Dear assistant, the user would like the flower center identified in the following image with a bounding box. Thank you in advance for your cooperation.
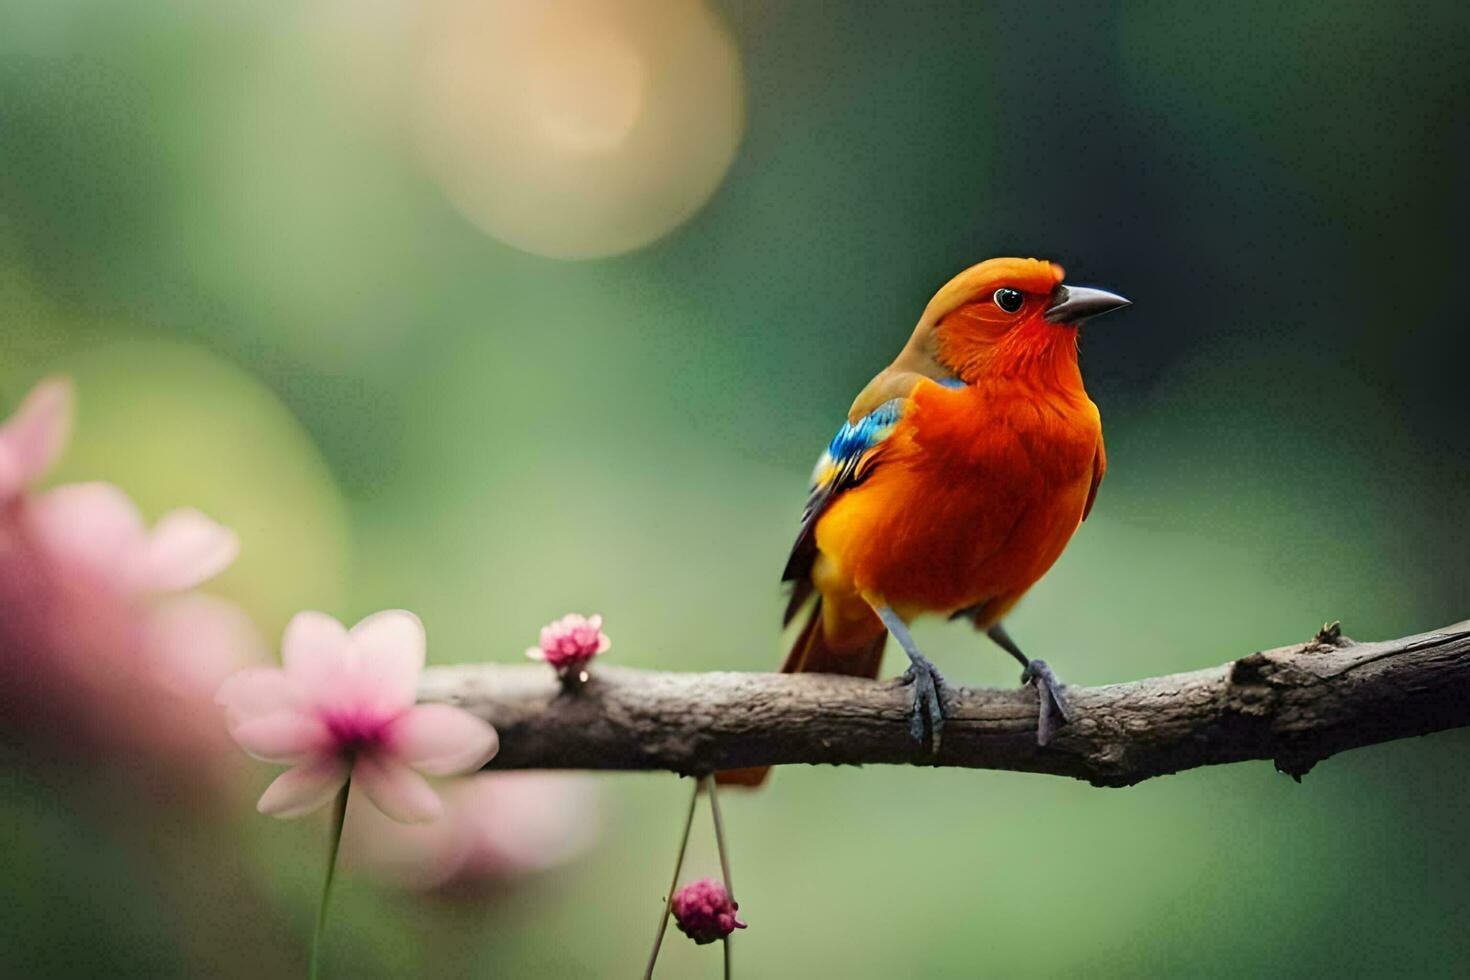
[323,710,391,755]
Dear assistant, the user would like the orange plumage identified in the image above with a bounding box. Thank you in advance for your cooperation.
[722,256,1127,786]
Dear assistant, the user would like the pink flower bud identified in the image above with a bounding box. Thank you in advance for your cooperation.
[525,613,610,680]
[672,877,746,945]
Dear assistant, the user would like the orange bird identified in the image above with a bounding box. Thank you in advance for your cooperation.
[723,256,1129,786]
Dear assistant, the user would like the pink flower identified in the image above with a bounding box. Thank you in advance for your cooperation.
[0,377,71,501]
[14,487,256,775]
[0,377,239,602]
[26,482,238,598]
[526,613,610,678]
[218,610,500,823]
[341,771,600,891]
[0,378,264,788]
[672,878,746,945]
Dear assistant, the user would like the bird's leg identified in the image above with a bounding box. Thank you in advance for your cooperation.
[986,622,1073,746]
[875,605,949,751]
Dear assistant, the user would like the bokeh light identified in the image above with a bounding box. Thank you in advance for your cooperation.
[415,0,744,258]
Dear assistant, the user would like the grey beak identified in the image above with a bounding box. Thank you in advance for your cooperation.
[1044,284,1131,325]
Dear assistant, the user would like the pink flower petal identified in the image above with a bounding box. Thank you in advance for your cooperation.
[281,611,351,700]
[454,773,601,877]
[0,377,72,499]
[389,704,499,776]
[339,788,461,890]
[216,667,296,725]
[134,508,240,593]
[348,610,425,712]
[149,594,268,700]
[27,482,147,590]
[257,757,350,819]
[354,754,443,824]
[231,713,329,763]
[339,772,599,890]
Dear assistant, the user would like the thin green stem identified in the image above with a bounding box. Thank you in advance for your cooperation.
[309,780,350,980]
[643,779,700,980]
[705,775,734,979]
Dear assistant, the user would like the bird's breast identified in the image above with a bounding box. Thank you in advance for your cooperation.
[814,381,1100,612]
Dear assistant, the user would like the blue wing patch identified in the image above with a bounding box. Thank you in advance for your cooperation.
[826,398,903,465]
[811,397,904,489]
[782,397,907,592]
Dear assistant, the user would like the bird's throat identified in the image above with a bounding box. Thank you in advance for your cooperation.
[942,320,1085,397]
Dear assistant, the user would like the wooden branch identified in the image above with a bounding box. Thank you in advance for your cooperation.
[417,620,1470,787]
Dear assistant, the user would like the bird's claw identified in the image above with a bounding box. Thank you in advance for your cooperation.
[899,658,948,752]
[1020,658,1072,746]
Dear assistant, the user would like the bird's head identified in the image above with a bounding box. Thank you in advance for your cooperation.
[890,256,1130,390]
[846,257,1130,420]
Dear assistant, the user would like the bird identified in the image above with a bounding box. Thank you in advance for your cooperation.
[720,256,1129,787]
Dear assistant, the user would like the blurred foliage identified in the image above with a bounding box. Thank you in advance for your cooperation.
[1,0,1468,976]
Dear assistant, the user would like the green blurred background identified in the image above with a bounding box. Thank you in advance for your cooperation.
[3,0,1469,976]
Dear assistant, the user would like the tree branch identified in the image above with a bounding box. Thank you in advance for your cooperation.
[418,620,1470,787]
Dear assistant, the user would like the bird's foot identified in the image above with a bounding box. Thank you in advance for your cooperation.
[1020,659,1072,746]
[898,655,950,751]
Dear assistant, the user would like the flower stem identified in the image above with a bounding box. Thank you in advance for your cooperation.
[310,780,350,980]
[643,778,700,980]
[705,775,733,979]
[704,775,732,895]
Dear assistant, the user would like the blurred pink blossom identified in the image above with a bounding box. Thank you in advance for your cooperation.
[342,771,600,891]
[148,593,269,701]
[26,481,239,598]
[218,610,500,822]
[526,612,610,679]
[0,377,264,789]
[672,877,746,945]
[0,376,71,501]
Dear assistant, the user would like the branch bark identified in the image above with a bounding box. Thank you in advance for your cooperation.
[418,620,1470,787]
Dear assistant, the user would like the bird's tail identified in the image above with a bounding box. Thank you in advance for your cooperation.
[716,597,887,788]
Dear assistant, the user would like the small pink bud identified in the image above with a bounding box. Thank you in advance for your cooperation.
[671,877,746,945]
[526,613,610,680]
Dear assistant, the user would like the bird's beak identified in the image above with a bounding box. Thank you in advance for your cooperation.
[1044,284,1131,325]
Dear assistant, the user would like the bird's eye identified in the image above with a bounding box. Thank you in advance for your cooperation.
[993,288,1024,313]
